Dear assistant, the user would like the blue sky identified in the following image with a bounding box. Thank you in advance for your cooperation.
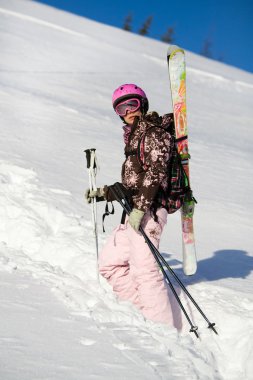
[35,0,253,73]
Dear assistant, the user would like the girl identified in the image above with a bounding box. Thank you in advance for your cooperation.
[86,84,175,325]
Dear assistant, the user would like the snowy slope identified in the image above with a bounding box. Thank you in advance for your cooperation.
[0,0,253,379]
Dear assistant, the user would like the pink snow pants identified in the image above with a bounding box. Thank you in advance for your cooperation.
[99,208,173,325]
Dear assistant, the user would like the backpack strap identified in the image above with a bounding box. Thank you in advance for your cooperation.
[176,135,188,143]
[137,130,147,169]
[175,134,191,166]
[125,149,137,158]
[102,201,114,232]
[124,131,149,170]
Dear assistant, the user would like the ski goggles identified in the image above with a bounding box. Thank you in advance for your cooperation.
[115,98,141,116]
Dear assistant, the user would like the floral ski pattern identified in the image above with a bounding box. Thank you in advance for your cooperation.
[122,112,174,212]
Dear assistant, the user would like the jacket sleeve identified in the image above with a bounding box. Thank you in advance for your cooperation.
[132,127,173,212]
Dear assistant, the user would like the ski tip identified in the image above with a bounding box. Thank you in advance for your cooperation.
[167,45,184,57]
[184,269,197,276]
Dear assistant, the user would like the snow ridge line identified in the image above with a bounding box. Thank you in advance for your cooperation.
[0,160,150,324]
[0,161,94,277]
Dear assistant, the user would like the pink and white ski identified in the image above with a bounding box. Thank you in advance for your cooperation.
[167,45,197,275]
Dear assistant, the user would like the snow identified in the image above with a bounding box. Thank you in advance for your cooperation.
[0,0,253,379]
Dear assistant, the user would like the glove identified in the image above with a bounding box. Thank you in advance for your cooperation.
[85,187,105,203]
[128,208,145,231]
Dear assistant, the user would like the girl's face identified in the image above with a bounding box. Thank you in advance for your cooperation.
[123,109,142,125]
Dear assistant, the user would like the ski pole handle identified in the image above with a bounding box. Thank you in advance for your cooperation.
[84,148,96,169]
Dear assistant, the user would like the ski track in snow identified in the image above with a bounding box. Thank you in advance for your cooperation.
[0,7,95,40]
[142,53,253,89]
[0,0,253,379]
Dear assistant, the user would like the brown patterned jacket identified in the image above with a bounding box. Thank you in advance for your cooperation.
[117,112,174,212]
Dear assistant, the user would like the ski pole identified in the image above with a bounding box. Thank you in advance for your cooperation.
[84,148,99,283]
[110,184,199,338]
[140,226,199,336]
[142,228,217,334]
[112,183,217,336]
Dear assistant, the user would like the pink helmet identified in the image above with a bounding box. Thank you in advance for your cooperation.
[112,84,149,114]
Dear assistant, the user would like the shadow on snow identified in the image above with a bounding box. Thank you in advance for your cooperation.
[166,249,253,284]
[162,249,253,331]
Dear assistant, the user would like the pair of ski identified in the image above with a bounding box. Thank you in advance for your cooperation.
[168,45,197,277]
